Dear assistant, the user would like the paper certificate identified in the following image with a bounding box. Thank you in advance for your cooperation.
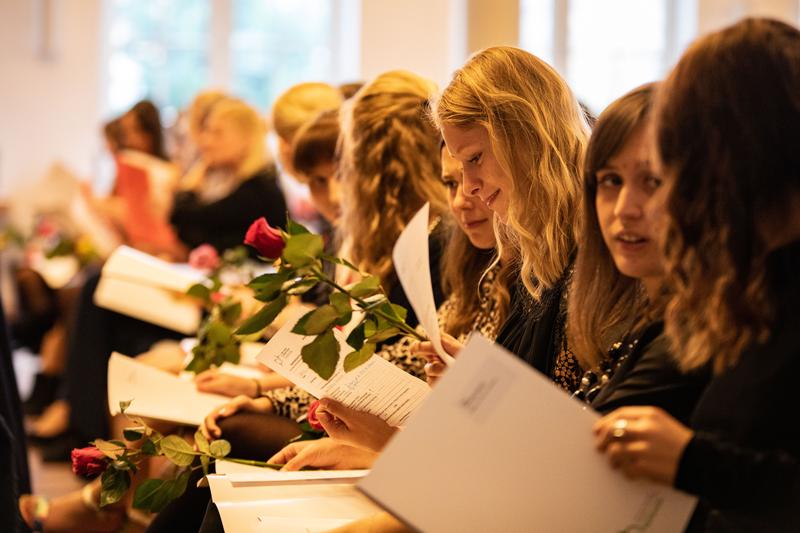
[359,335,698,533]
[256,317,430,427]
[108,353,228,426]
[392,202,454,365]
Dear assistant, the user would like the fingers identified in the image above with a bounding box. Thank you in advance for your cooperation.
[317,398,351,421]
[440,334,463,356]
[269,442,301,466]
[410,341,436,357]
[317,410,348,439]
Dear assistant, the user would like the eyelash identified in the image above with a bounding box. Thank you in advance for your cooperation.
[468,153,481,164]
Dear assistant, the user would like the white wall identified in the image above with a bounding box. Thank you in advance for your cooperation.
[0,0,105,195]
[699,0,799,33]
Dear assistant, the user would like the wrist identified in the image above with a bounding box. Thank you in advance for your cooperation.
[251,378,262,398]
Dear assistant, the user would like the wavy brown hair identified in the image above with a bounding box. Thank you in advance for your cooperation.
[656,18,800,373]
[338,71,449,289]
[431,46,589,301]
[567,84,656,369]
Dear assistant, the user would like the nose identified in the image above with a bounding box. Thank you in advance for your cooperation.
[452,181,474,211]
[461,165,483,197]
[614,185,644,220]
[328,176,341,206]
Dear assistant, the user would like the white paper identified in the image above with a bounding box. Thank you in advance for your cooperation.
[256,516,354,533]
[108,353,229,426]
[256,316,429,427]
[215,459,368,484]
[94,246,205,334]
[359,335,698,533]
[392,202,453,365]
[207,473,380,533]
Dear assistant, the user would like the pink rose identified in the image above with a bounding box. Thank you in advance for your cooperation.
[210,291,226,304]
[307,400,325,431]
[188,244,221,271]
[71,446,108,477]
[244,218,285,259]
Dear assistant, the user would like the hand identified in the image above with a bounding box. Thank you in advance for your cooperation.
[316,398,398,452]
[410,333,463,386]
[268,438,378,471]
[593,406,694,485]
[200,395,272,440]
[195,369,259,397]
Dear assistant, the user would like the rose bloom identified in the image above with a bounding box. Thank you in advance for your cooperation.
[71,446,109,477]
[188,244,221,271]
[307,400,325,431]
[244,218,285,259]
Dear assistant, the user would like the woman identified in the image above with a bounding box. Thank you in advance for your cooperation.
[594,18,800,531]
[423,46,589,393]
[567,83,708,422]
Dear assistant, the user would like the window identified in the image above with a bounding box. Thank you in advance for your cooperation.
[104,0,355,119]
[519,0,697,115]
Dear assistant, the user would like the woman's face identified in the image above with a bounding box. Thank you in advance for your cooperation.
[441,123,512,222]
[120,112,154,154]
[304,161,341,225]
[441,146,496,250]
[199,114,249,168]
[595,126,665,293]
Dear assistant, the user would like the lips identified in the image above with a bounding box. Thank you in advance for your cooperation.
[484,189,500,208]
[614,232,649,252]
[463,218,488,229]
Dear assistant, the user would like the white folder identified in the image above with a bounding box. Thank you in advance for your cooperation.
[94,245,205,334]
[358,334,698,533]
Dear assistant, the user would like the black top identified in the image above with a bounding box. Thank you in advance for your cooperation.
[170,166,287,253]
[495,268,582,392]
[675,239,800,532]
[591,322,710,425]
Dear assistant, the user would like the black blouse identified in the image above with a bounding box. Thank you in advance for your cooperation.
[590,322,710,425]
[675,239,800,532]
[170,166,287,253]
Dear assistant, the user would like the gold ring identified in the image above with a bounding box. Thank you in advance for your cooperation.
[611,418,628,440]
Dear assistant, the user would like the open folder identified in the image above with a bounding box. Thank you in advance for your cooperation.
[359,334,698,533]
[94,245,205,334]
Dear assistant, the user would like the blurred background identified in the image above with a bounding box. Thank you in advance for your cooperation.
[0,0,798,197]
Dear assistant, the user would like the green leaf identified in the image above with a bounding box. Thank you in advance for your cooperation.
[366,327,402,344]
[207,322,231,345]
[123,428,144,441]
[376,302,408,322]
[219,301,242,325]
[343,342,377,372]
[349,276,381,298]
[100,467,130,507]
[248,271,292,302]
[321,254,360,272]
[235,293,287,335]
[160,435,196,467]
[287,219,311,235]
[330,292,351,314]
[119,400,132,413]
[286,279,318,295]
[200,455,210,475]
[282,233,324,267]
[141,439,158,456]
[194,430,210,454]
[301,329,339,380]
[346,321,366,351]
[363,317,378,338]
[132,471,190,514]
[209,439,232,458]
[93,439,125,460]
[217,343,241,366]
[293,305,339,335]
[186,283,211,301]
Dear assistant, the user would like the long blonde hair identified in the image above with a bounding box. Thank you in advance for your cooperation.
[271,82,342,142]
[432,46,589,300]
[338,70,449,289]
[209,98,268,180]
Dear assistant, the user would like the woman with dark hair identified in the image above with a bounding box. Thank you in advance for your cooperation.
[594,18,800,531]
[567,83,708,420]
[121,99,168,161]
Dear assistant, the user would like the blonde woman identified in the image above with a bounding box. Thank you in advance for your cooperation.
[170,97,287,252]
[420,46,590,392]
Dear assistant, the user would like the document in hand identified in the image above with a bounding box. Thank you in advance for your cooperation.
[392,202,454,365]
[207,468,378,533]
[358,335,698,533]
[107,353,228,426]
[94,245,205,334]
[256,316,430,427]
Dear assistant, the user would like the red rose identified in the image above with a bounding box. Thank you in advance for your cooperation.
[188,244,221,271]
[244,218,285,259]
[71,446,108,477]
[210,291,226,304]
[307,400,325,431]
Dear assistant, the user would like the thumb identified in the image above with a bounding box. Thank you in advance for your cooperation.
[268,443,298,465]
[441,334,463,357]
[317,410,348,437]
[317,398,351,420]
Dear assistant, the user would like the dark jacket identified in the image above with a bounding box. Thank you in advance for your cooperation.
[675,239,800,532]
